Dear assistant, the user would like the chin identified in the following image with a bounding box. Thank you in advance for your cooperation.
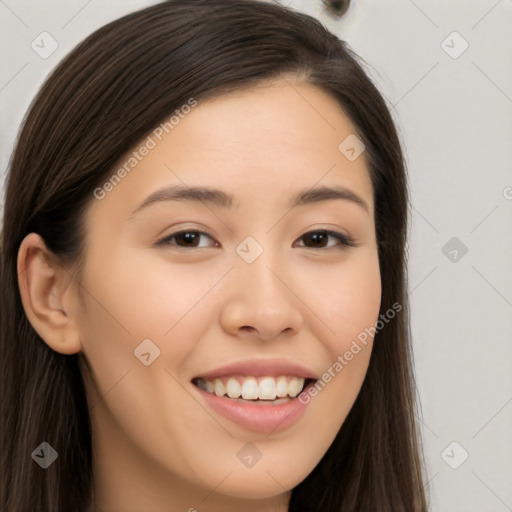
[205,461,310,500]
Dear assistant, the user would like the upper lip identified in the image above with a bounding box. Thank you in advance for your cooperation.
[193,358,320,381]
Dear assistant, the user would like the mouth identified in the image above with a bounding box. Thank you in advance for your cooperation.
[191,375,316,404]
[189,359,319,434]
[191,374,317,434]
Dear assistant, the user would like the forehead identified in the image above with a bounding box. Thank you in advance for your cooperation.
[176,80,360,157]
[86,80,374,222]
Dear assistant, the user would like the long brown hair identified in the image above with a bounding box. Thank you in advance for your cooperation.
[0,1,428,510]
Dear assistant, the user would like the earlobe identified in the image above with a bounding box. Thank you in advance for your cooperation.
[17,233,82,355]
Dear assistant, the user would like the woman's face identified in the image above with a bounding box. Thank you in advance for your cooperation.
[72,80,381,510]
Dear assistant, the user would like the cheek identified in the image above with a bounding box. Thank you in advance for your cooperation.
[306,246,382,351]
[74,247,230,424]
[299,247,381,423]
[78,246,222,344]
[74,252,226,484]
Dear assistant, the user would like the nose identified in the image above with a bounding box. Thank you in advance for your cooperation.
[219,247,304,342]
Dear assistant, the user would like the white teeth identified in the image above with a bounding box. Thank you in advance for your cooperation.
[287,377,302,398]
[241,378,259,400]
[258,377,276,400]
[199,376,306,400]
[275,377,288,398]
[226,378,241,398]
[214,379,226,397]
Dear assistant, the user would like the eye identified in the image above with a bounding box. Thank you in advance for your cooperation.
[156,229,357,250]
[294,229,357,250]
[156,230,218,249]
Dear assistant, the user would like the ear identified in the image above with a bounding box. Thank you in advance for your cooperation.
[17,233,82,355]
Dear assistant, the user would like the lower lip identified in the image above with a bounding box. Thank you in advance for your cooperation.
[193,383,312,435]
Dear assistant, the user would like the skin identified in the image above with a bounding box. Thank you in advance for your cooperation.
[17,79,381,512]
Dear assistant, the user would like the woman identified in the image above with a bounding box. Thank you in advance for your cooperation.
[0,0,428,510]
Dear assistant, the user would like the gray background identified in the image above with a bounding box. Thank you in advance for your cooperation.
[1,1,511,510]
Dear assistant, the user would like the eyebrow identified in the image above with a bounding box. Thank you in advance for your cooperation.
[129,183,370,217]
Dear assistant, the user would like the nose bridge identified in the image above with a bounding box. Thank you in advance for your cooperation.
[223,233,304,338]
[235,233,285,299]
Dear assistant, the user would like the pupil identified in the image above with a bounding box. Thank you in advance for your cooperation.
[181,232,197,246]
[308,232,326,247]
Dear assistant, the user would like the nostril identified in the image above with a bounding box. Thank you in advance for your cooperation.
[322,0,351,18]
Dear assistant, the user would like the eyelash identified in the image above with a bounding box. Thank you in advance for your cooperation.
[155,229,358,251]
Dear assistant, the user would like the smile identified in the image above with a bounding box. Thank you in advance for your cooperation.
[191,375,317,434]
[192,375,313,401]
